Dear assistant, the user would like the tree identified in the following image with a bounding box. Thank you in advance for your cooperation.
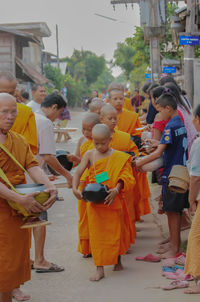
[44,65,65,91]
[91,67,114,92]
[113,42,135,80]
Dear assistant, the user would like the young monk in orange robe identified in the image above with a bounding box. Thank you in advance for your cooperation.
[107,82,134,112]
[108,88,151,221]
[0,93,57,302]
[89,98,104,115]
[100,104,138,240]
[73,124,135,281]
[67,113,100,256]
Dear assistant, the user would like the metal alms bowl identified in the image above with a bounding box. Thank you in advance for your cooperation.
[14,184,50,206]
[82,183,109,204]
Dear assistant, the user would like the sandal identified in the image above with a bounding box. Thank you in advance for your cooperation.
[35,263,64,273]
[135,253,161,262]
[162,280,189,290]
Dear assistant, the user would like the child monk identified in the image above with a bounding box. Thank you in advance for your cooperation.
[73,124,135,281]
[107,83,134,112]
[107,88,151,221]
[68,113,100,257]
[89,98,104,115]
[100,104,138,238]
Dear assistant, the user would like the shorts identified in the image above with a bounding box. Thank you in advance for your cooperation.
[162,182,189,212]
[39,211,48,221]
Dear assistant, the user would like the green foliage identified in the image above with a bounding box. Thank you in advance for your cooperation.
[43,65,65,91]
[113,42,135,79]
[91,67,114,92]
[62,49,113,106]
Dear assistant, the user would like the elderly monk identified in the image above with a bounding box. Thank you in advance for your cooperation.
[0,71,38,155]
[0,93,57,302]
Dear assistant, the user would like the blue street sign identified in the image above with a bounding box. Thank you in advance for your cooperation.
[179,36,200,46]
[145,73,151,79]
[163,66,177,74]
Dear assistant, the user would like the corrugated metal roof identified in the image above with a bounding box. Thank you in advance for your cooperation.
[0,26,41,45]
[16,57,50,84]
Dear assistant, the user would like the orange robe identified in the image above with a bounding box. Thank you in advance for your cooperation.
[78,139,93,255]
[123,96,134,112]
[86,151,135,266]
[0,131,38,292]
[11,103,38,155]
[110,129,138,241]
[116,109,151,220]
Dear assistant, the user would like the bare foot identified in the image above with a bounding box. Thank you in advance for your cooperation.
[12,289,30,301]
[136,227,141,232]
[158,238,169,245]
[160,249,177,259]
[90,267,104,282]
[184,284,200,294]
[156,243,171,254]
[113,263,124,271]
[34,259,51,270]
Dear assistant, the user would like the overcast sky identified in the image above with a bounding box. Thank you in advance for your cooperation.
[1,0,140,61]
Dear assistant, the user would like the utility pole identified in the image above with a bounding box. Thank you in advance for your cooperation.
[184,0,198,106]
[56,24,60,70]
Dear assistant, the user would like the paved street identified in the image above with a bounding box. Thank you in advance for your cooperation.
[23,110,198,302]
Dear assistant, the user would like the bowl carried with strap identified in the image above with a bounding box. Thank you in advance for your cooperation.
[0,143,51,229]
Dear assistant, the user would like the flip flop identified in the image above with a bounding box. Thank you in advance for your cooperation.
[35,263,64,273]
[135,253,161,262]
[162,280,189,290]
[162,267,175,272]
[175,254,186,266]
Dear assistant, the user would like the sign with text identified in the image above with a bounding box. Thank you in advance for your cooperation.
[145,73,151,79]
[179,36,200,46]
[162,66,177,74]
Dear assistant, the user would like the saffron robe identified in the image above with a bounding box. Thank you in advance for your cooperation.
[87,151,135,266]
[116,109,151,220]
[123,97,134,112]
[0,131,38,292]
[110,129,138,241]
[78,139,93,255]
[11,103,38,155]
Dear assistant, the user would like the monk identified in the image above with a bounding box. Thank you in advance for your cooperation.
[107,88,151,221]
[100,104,138,239]
[73,124,135,281]
[0,93,57,302]
[89,98,104,115]
[68,113,100,257]
[107,83,134,112]
[0,71,38,155]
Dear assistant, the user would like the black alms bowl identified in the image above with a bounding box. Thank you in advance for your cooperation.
[82,183,109,203]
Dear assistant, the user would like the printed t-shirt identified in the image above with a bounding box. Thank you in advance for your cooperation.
[160,115,188,183]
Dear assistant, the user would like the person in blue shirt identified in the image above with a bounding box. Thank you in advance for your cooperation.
[135,92,189,259]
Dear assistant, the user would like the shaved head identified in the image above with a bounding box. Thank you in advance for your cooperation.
[0,93,17,132]
[92,124,111,139]
[100,104,117,117]
[82,112,100,126]
[107,82,124,93]
[0,71,17,96]
[89,98,104,113]
[0,93,16,103]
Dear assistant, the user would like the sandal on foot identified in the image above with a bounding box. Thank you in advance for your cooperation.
[162,280,189,290]
[36,263,64,273]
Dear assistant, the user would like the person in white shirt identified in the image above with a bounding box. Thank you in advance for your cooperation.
[32,93,72,274]
[27,84,46,112]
